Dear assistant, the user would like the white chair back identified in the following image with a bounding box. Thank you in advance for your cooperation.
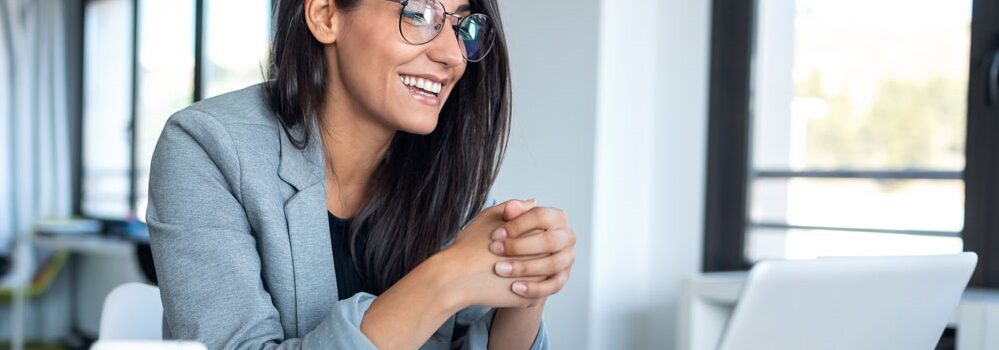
[99,282,164,340]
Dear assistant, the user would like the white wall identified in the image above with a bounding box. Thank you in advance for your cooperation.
[591,0,657,346]
[591,0,713,348]
[495,0,712,348]
[495,1,600,349]
[648,0,713,347]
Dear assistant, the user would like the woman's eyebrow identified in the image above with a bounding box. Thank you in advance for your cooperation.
[456,4,471,13]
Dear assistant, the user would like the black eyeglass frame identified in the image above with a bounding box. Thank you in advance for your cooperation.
[385,0,496,62]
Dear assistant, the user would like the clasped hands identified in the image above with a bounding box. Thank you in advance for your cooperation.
[440,199,576,309]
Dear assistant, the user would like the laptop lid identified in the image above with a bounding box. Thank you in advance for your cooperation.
[717,252,977,350]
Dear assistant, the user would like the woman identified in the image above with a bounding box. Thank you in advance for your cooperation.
[146,0,577,348]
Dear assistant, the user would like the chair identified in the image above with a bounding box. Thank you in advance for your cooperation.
[98,282,163,340]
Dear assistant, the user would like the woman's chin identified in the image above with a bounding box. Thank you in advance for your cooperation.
[397,116,439,136]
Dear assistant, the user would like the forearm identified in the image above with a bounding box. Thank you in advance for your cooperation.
[488,298,545,350]
[360,253,464,349]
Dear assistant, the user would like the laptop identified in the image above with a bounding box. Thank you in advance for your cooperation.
[717,252,977,350]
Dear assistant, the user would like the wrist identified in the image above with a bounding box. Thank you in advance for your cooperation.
[420,250,468,314]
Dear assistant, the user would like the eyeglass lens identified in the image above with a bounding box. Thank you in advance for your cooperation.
[400,0,495,62]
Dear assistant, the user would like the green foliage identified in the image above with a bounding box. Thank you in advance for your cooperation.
[799,70,966,171]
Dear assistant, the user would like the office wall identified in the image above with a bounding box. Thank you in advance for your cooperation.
[592,0,713,348]
[648,0,712,347]
[495,0,712,348]
[493,1,601,349]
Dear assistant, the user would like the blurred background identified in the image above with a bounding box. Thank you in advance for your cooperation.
[2,0,999,349]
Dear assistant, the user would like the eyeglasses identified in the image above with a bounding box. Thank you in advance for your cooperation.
[385,0,496,62]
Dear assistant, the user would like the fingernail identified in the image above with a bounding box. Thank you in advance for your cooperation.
[495,262,513,275]
[490,241,505,254]
[492,228,507,240]
[513,282,527,294]
[527,198,536,204]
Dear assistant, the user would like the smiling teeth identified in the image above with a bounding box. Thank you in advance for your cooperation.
[400,75,442,94]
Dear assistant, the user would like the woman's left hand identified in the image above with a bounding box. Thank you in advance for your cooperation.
[489,200,576,299]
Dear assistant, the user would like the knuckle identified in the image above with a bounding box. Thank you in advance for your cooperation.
[502,222,518,236]
[530,207,548,221]
[556,228,572,245]
[511,261,525,275]
[504,240,520,255]
[545,208,562,223]
[541,256,557,272]
[551,279,564,293]
[543,232,559,251]
[533,284,551,297]
[530,260,548,276]
[518,259,534,274]
[528,207,545,220]
[550,229,570,250]
[556,252,572,270]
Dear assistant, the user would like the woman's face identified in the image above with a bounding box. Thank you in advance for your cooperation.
[324,0,471,135]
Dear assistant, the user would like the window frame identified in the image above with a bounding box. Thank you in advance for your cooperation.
[702,0,999,288]
[703,0,755,272]
[963,0,999,287]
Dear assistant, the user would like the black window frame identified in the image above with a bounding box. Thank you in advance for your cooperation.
[703,0,999,288]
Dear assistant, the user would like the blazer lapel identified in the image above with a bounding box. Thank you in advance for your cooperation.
[277,121,339,336]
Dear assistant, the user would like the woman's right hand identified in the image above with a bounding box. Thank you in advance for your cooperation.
[434,200,545,309]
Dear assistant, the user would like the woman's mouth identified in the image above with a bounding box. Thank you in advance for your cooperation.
[399,74,443,107]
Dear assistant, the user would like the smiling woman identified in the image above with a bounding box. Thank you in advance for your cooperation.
[146,0,577,349]
[265,0,510,298]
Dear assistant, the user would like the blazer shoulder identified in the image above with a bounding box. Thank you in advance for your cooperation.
[176,83,281,131]
[157,83,286,176]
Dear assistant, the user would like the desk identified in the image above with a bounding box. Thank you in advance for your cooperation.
[678,272,999,350]
[33,234,135,256]
[31,234,146,339]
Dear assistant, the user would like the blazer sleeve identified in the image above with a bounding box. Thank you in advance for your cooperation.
[451,306,549,350]
[146,109,377,349]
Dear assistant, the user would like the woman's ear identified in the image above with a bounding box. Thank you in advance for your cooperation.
[304,0,340,44]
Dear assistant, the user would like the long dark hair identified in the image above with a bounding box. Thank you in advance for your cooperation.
[264,0,512,294]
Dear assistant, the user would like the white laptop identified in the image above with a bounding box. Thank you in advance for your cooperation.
[718,252,977,350]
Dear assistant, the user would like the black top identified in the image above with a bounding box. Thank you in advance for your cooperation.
[328,212,374,300]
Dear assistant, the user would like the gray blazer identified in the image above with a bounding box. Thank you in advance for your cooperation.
[146,84,549,350]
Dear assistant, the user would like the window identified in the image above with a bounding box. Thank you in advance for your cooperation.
[80,0,272,222]
[746,0,969,261]
[134,0,196,221]
[703,0,999,286]
[203,0,271,99]
[81,0,133,219]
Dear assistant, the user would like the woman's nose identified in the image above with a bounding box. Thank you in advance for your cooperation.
[426,24,465,67]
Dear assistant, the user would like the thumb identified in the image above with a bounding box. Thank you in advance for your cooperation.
[503,199,537,221]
